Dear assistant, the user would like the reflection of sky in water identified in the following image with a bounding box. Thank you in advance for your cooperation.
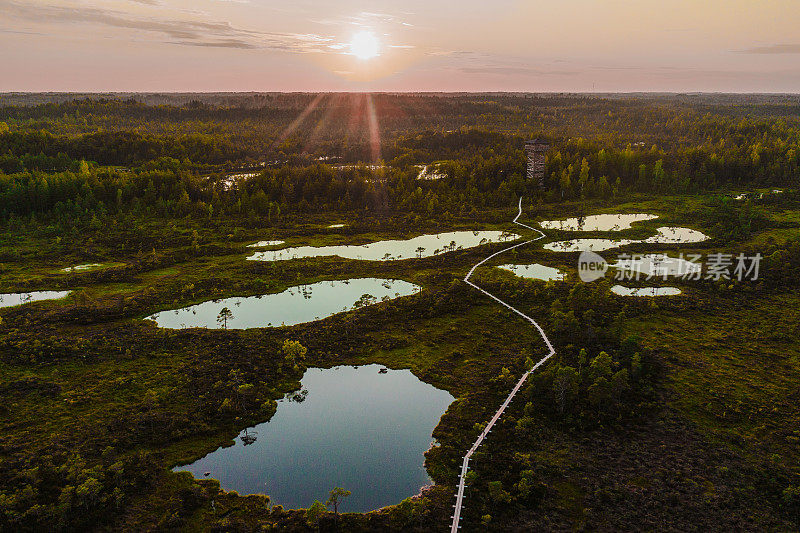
[540,213,657,232]
[0,291,71,308]
[642,227,708,244]
[611,285,682,297]
[544,227,709,252]
[247,240,284,248]
[545,238,632,252]
[498,263,566,281]
[247,230,519,262]
[146,278,419,329]
[611,254,701,278]
[174,364,454,513]
[60,263,103,272]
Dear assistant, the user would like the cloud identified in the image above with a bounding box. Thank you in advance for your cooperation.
[0,27,47,35]
[460,66,578,77]
[425,49,481,57]
[312,10,412,29]
[359,11,396,21]
[427,50,578,77]
[736,43,800,54]
[0,0,330,51]
[168,39,257,49]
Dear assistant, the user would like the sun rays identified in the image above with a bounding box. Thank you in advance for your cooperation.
[268,92,390,165]
[269,93,325,151]
[269,91,449,167]
[365,94,382,163]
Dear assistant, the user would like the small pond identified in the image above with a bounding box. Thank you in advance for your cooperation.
[611,285,682,297]
[247,240,285,248]
[145,278,420,329]
[174,364,454,512]
[60,263,104,272]
[611,254,701,278]
[540,213,657,232]
[246,230,519,262]
[544,238,634,253]
[642,227,709,244]
[498,263,566,281]
[220,172,259,191]
[543,226,709,252]
[416,165,446,181]
[0,291,71,308]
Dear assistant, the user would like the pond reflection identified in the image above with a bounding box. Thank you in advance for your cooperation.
[0,291,71,308]
[247,240,285,248]
[540,213,657,232]
[611,285,682,297]
[173,364,454,512]
[544,227,709,252]
[247,230,519,262]
[145,278,420,329]
[611,254,701,278]
[60,263,103,272]
[497,263,566,281]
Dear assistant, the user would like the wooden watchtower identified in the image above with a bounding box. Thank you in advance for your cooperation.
[525,139,550,188]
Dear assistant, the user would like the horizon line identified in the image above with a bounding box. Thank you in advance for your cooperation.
[2,90,800,96]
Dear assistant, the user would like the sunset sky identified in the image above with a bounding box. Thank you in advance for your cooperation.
[2,0,800,92]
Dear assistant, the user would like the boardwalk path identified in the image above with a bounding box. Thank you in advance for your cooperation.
[450,198,556,532]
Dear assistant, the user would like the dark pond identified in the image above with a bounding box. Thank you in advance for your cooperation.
[174,364,454,512]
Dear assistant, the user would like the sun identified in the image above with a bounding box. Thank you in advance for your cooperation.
[350,31,380,60]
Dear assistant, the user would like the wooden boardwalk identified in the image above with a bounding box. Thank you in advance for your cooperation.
[450,198,556,532]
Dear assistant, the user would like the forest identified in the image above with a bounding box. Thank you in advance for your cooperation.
[0,93,799,532]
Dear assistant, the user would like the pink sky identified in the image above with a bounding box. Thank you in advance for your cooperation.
[2,0,800,92]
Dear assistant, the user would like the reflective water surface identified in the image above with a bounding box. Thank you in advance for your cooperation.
[544,238,633,253]
[60,263,103,272]
[0,291,71,308]
[247,230,519,262]
[611,254,701,278]
[220,172,259,191]
[498,263,566,281]
[642,227,709,244]
[174,364,454,512]
[611,285,682,297]
[247,240,285,248]
[544,227,709,252]
[540,213,657,232]
[146,278,420,329]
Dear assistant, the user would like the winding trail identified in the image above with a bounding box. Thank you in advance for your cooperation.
[450,198,556,532]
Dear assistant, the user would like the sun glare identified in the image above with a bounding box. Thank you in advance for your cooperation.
[350,31,380,60]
